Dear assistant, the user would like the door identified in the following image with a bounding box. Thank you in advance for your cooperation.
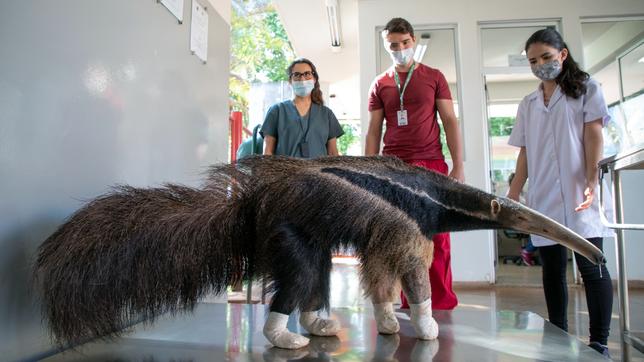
[479,20,560,284]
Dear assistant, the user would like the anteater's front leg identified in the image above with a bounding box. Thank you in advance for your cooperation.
[360,242,401,335]
[370,276,401,335]
[400,256,439,340]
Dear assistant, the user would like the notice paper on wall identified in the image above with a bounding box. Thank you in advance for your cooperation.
[160,0,184,23]
[190,1,209,63]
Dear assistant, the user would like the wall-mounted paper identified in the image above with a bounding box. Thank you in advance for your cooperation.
[161,0,184,23]
[508,54,529,67]
[190,0,209,63]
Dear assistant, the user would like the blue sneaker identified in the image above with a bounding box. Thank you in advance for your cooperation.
[588,341,610,358]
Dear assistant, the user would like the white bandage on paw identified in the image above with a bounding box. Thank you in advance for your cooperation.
[409,298,439,340]
[263,312,310,349]
[299,311,341,336]
[373,302,400,334]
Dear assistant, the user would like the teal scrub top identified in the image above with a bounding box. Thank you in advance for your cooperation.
[260,100,344,158]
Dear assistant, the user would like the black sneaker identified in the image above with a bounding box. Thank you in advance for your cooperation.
[588,341,611,359]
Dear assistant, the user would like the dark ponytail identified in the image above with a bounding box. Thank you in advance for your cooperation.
[525,28,589,99]
[287,58,324,106]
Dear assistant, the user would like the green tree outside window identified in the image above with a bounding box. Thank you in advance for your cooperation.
[230,0,295,127]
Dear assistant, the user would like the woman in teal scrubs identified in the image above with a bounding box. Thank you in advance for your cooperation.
[261,58,344,158]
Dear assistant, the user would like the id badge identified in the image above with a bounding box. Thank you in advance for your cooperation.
[300,142,310,158]
[397,109,408,126]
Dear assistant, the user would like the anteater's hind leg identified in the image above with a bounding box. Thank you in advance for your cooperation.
[400,240,438,340]
[263,223,334,349]
[298,249,341,337]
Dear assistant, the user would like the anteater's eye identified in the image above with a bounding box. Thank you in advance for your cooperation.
[491,199,501,215]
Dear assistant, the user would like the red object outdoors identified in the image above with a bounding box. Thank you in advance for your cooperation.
[230,111,243,162]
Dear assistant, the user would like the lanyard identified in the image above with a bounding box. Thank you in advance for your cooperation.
[393,61,415,110]
[296,104,312,141]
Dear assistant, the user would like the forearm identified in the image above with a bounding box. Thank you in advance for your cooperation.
[365,133,381,155]
[443,117,463,168]
[263,135,277,155]
[509,147,528,195]
[365,110,384,156]
[583,121,603,188]
[326,138,339,156]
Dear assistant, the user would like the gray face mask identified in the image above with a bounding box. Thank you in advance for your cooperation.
[531,60,562,80]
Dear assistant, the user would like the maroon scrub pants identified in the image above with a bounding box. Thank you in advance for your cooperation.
[400,159,458,310]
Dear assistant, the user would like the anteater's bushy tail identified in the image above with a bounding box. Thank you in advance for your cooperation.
[35,164,251,346]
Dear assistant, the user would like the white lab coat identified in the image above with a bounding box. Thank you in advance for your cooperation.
[508,78,613,247]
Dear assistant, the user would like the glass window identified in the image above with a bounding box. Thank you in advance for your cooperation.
[581,19,644,155]
[480,22,557,196]
[481,25,551,68]
[618,41,644,149]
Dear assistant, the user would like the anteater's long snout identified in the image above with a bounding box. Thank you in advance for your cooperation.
[496,199,606,265]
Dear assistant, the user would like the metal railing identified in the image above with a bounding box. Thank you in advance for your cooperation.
[599,144,644,361]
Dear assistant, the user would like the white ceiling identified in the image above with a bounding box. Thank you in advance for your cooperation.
[273,0,359,84]
[273,3,643,106]
[273,5,549,84]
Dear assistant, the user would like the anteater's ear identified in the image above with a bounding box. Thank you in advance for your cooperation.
[491,199,501,216]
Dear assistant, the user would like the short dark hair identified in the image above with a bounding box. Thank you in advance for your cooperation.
[382,17,414,38]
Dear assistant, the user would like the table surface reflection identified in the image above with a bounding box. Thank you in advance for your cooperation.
[43,303,608,361]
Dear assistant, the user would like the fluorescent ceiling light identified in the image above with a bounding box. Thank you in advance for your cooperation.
[638,56,644,63]
[414,33,430,62]
[326,0,341,48]
[414,45,427,62]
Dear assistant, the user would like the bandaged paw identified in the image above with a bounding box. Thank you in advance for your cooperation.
[299,311,341,336]
[263,312,310,349]
[373,302,400,334]
[409,299,439,340]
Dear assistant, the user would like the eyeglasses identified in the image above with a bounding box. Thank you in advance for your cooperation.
[290,71,315,80]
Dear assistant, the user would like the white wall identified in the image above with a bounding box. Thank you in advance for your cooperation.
[0,0,231,360]
[357,0,644,282]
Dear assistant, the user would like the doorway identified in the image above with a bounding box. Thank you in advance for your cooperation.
[480,20,558,285]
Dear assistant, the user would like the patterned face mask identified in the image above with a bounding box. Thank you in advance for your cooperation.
[531,60,562,81]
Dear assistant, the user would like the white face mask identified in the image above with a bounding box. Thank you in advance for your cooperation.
[389,47,415,66]
[291,80,315,97]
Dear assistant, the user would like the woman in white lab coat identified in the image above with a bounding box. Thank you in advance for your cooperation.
[507,28,613,358]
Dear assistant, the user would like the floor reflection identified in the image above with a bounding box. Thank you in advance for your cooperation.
[43,259,644,361]
[43,304,611,362]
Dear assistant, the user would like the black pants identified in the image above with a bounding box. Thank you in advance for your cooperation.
[539,237,613,345]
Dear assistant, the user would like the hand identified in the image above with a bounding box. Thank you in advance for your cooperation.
[507,190,520,202]
[449,165,464,183]
[575,187,594,211]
